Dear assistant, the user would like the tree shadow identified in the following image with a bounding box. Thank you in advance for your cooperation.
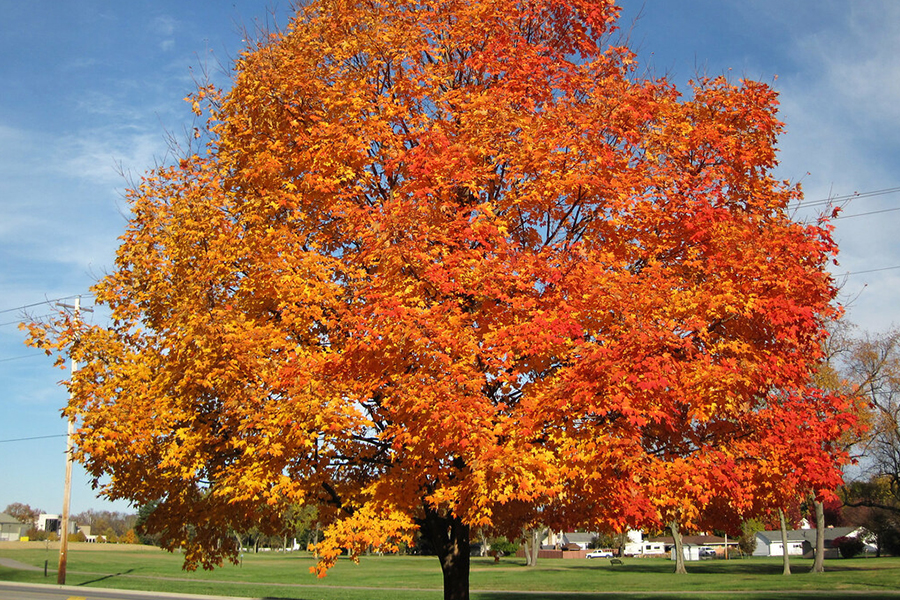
[77,569,135,585]
[473,594,900,600]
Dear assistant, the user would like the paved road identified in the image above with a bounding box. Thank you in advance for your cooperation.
[0,581,253,600]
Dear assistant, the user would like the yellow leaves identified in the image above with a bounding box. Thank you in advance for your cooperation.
[311,503,416,577]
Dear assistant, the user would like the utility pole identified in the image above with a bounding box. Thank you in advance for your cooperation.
[55,296,92,585]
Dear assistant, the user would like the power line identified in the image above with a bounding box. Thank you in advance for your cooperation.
[0,433,67,444]
[0,314,52,327]
[833,206,900,220]
[0,295,87,316]
[0,354,44,363]
[839,265,900,276]
[794,186,900,209]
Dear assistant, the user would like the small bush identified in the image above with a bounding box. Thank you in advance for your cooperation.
[488,537,519,558]
[833,535,865,558]
[878,526,900,556]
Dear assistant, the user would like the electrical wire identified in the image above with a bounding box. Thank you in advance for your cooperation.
[0,354,44,363]
[833,206,900,220]
[793,186,900,209]
[839,265,900,276]
[0,314,53,327]
[0,433,67,444]
[0,295,89,315]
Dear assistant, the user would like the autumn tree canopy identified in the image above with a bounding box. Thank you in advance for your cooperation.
[27,0,855,597]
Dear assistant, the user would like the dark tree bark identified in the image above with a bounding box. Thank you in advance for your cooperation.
[420,507,471,600]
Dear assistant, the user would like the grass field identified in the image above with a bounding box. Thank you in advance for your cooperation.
[1,542,899,599]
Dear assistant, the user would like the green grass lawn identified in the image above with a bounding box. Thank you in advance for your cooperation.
[1,543,899,599]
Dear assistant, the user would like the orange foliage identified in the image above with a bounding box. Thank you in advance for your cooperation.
[25,0,854,596]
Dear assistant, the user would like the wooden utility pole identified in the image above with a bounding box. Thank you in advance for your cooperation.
[55,296,91,585]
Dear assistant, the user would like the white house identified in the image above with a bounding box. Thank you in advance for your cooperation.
[753,527,862,559]
[37,513,77,536]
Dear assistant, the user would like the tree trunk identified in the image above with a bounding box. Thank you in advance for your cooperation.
[617,531,627,558]
[669,521,687,574]
[779,508,791,576]
[420,507,471,600]
[524,527,542,567]
[810,497,826,573]
[311,523,319,557]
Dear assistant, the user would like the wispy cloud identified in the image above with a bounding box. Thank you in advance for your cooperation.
[772,2,900,330]
[151,15,178,52]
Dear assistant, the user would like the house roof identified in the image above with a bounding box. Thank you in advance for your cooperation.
[0,512,23,525]
[756,527,859,545]
[648,535,737,546]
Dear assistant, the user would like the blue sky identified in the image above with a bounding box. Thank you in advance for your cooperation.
[1,1,899,515]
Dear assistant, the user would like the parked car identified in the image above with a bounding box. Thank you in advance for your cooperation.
[699,546,716,558]
[586,550,614,558]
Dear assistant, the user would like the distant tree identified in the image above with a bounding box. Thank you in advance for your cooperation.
[738,518,763,555]
[880,523,900,556]
[121,529,140,545]
[134,501,161,546]
[843,477,900,557]
[280,504,317,551]
[4,503,41,526]
[72,509,137,537]
[845,331,900,514]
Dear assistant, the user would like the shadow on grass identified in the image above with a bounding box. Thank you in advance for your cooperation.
[511,558,882,577]
[78,568,135,586]
[473,594,900,600]
[542,560,792,575]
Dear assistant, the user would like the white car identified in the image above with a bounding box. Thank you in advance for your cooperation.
[586,550,614,558]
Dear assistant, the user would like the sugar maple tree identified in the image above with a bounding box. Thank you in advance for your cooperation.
[27,0,855,597]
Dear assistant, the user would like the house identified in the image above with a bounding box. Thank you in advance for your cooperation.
[78,525,100,543]
[37,513,77,536]
[543,531,596,550]
[0,512,30,541]
[753,527,863,559]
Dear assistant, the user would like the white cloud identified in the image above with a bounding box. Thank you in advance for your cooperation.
[56,126,169,187]
[0,118,165,277]
[152,15,178,52]
[152,15,177,37]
